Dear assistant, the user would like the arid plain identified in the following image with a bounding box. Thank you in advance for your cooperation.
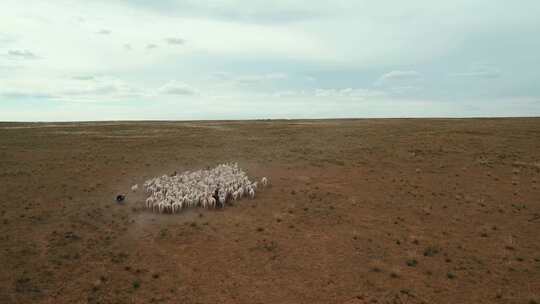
[0,119,539,304]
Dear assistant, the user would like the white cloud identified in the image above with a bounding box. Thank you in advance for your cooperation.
[72,75,95,81]
[122,1,326,24]
[0,75,145,102]
[272,90,307,98]
[314,88,386,99]
[165,37,185,45]
[271,87,386,100]
[157,81,199,95]
[374,71,423,89]
[96,29,111,35]
[0,89,53,99]
[0,33,16,45]
[378,70,421,82]
[0,1,333,76]
[210,72,288,86]
[451,65,501,79]
[7,50,39,60]
[389,86,423,96]
[1,74,202,102]
[237,73,287,84]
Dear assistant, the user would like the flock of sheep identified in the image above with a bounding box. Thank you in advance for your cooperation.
[141,163,268,213]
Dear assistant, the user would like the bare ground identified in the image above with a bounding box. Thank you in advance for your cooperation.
[0,118,539,304]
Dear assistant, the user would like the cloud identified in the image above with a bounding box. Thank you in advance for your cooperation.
[72,75,95,81]
[451,66,501,79]
[123,1,324,25]
[146,43,158,50]
[7,50,39,60]
[0,33,16,45]
[3,76,201,102]
[389,86,423,96]
[157,81,198,95]
[0,63,22,71]
[67,85,117,96]
[237,73,287,84]
[0,90,54,100]
[1,76,145,102]
[271,87,386,99]
[211,72,288,85]
[378,70,421,82]
[96,29,111,35]
[165,37,185,45]
[374,70,422,88]
[314,88,386,99]
[272,90,307,98]
[62,77,143,98]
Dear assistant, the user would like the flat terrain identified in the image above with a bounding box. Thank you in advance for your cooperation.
[1,119,539,304]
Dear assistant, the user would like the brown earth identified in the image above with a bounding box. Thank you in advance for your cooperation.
[0,118,539,304]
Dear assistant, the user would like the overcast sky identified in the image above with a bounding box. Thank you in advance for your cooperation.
[1,0,539,121]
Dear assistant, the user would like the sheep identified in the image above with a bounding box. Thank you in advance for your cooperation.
[146,197,155,209]
[153,202,160,213]
[238,187,244,198]
[218,195,226,207]
[172,201,182,213]
[131,184,139,192]
[158,201,167,213]
[208,196,216,208]
[142,163,266,213]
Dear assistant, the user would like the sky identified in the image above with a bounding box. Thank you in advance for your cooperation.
[1,0,539,121]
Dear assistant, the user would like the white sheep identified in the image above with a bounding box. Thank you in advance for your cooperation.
[158,201,167,213]
[208,197,216,208]
[238,187,244,198]
[146,197,154,209]
[142,163,266,213]
[131,184,139,192]
[153,202,160,213]
[172,201,182,213]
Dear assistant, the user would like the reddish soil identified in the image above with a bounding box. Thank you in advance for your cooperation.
[0,119,539,304]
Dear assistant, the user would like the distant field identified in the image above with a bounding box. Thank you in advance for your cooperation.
[1,118,539,304]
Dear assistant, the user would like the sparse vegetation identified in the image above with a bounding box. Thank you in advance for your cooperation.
[406,259,418,267]
[423,246,440,257]
[1,119,539,303]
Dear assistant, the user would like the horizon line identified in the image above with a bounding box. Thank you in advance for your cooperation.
[1,116,540,124]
